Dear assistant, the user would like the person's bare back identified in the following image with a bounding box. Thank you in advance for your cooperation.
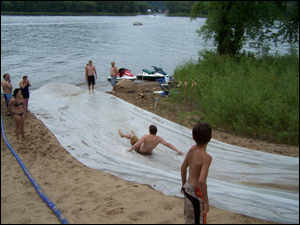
[136,134,163,154]
[185,145,212,189]
[1,74,12,94]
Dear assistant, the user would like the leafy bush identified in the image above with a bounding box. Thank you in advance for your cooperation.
[171,49,299,145]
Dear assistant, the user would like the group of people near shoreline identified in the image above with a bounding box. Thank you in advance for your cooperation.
[85,60,118,94]
[1,73,31,143]
[2,62,214,224]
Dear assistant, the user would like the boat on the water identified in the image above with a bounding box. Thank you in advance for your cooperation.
[107,68,137,82]
[133,22,143,26]
[136,66,169,81]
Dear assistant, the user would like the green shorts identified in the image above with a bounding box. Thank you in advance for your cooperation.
[130,135,141,153]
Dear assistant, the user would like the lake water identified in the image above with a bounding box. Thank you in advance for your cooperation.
[1,14,291,92]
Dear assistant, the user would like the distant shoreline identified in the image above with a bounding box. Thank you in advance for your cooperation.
[1,12,164,16]
[1,12,142,16]
[1,12,206,18]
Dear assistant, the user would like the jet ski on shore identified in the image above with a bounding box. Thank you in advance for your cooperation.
[136,66,169,81]
[107,68,137,82]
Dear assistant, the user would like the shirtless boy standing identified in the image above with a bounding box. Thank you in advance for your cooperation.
[85,60,97,94]
[118,125,183,155]
[110,61,118,94]
[181,122,212,224]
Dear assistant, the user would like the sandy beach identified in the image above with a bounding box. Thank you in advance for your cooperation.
[1,82,298,224]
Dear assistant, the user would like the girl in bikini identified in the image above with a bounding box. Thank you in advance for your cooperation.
[8,88,26,142]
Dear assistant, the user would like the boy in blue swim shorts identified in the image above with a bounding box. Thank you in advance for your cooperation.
[1,73,13,115]
[4,93,12,108]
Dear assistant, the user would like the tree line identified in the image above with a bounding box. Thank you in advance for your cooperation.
[1,1,151,14]
[0,1,170,14]
[164,1,196,15]
[0,1,195,14]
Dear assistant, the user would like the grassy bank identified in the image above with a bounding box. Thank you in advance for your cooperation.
[169,49,299,145]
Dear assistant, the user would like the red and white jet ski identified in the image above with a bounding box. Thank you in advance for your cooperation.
[107,68,137,82]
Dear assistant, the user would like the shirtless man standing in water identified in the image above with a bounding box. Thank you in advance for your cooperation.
[110,61,118,94]
[85,60,97,94]
[118,125,184,155]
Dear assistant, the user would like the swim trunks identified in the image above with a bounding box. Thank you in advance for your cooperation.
[182,181,207,224]
[4,93,12,107]
[130,135,141,153]
[111,76,117,86]
[88,75,95,86]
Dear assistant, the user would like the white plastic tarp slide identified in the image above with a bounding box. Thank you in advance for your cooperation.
[30,83,299,224]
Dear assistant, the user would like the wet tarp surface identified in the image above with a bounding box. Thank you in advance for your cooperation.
[30,83,299,224]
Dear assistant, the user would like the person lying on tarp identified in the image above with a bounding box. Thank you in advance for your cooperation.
[118,124,184,155]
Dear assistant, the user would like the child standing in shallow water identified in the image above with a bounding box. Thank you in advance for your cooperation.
[181,122,213,224]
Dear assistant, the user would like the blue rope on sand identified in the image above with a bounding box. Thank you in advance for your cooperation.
[1,114,69,224]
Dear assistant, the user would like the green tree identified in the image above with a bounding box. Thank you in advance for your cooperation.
[1,1,140,13]
[127,1,139,13]
[25,1,37,12]
[101,1,113,13]
[165,1,194,14]
[153,5,159,12]
[138,2,149,13]
[191,1,295,56]
[70,1,79,13]
[164,1,178,14]
[277,1,299,45]
[112,1,122,13]
[147,1,165,11]
[121,3,129,13]
[94,1,105,12]
[74,1,97,13]
[1,1,14,11]
[11,1,26,12]
[62,1,72,12]
[180,1,194,13]
[47,1,63,12]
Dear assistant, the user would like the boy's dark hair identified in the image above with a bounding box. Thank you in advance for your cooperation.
[13,88,21,98]
[23,76,27,80]
[149,125,157,135]
[192,122,212,145]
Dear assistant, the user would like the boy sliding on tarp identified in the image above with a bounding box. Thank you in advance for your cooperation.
[118,124,183,155]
